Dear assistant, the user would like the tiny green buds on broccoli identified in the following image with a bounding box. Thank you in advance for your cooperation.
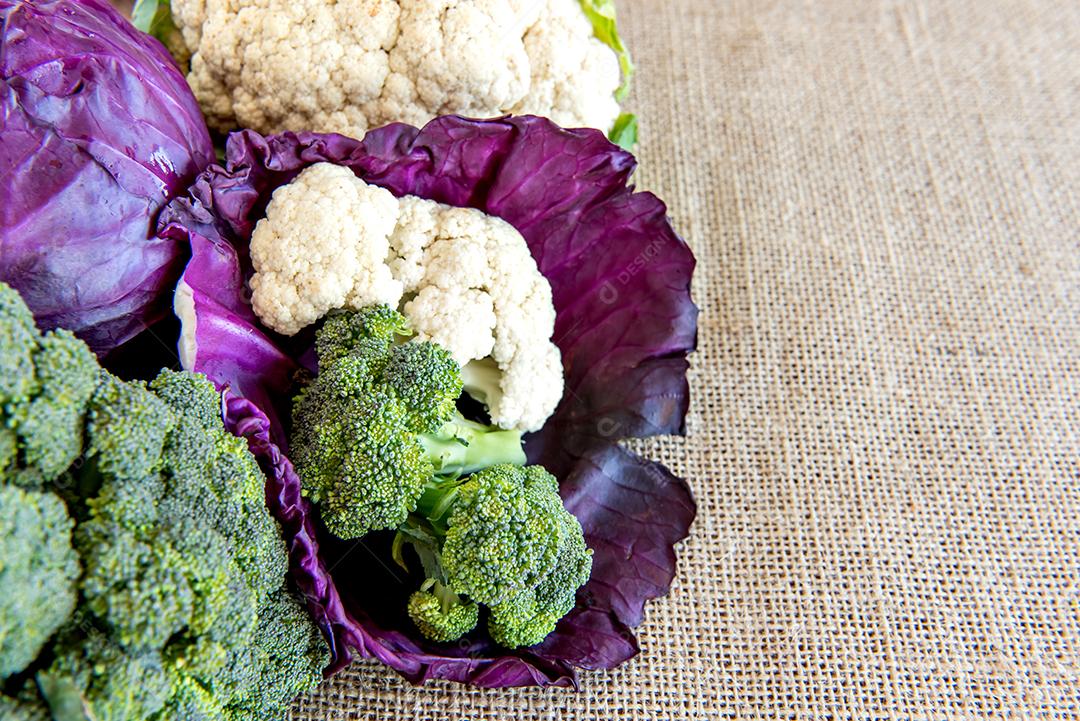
[407,579,480,643]
[0,281,328,720]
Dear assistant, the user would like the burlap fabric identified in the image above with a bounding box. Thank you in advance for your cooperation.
[291,0,1080,717]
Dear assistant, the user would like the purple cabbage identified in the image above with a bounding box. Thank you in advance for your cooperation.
[165,116,697,687]
[0,0,214,354]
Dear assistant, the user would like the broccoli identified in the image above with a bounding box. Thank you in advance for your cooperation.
[0,281,328,720]
[486,505,594,648]
[0,484,80,679]
[406,579,479,643]
[0,686,49,721]
[43,369,325,721]
[292,306,590,648]
[400,464,593,648]
[291,307,526,539]
[40,629,172,721]
[0,280,99,487]
[0,282,40,410]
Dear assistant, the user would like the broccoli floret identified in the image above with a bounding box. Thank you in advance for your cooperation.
[226,588,331,721]
[315,306,409,366]
[407,579,479,642]
[292,306,524,539]
[17,331,99,478]
[148,368,224,431]
[39,629,173,721]
[382,341,463,433]
[0,282,326,719]
[45,371,323,716]
[87,374,172,480]
[0,282,39,408]
[0,484,79,679]
[441,465,565,605]
[400,464,593,648]
[77,523,196,650]
[0,285,97,485]
[487,505,593,648]
[62,368,316,719]
[318,391,434,538]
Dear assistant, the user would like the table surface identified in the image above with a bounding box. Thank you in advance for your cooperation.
[290,1,1080,718]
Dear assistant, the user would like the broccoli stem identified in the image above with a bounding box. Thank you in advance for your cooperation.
[418,413,525,479]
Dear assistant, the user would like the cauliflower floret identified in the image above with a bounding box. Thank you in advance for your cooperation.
[422,212,496,289]
[249,163,402,335]
[485,342,564,434]
[389,196,443,292]
[246,169,564,431]
[510,0,621,130]
[172,0,625,137]
[404,286,496,365]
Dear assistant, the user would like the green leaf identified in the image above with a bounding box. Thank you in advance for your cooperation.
[131,0,172,37]
[131,0,189,71]
[579,0,635,101]
[609,112,638,151]
[130,0,162,33]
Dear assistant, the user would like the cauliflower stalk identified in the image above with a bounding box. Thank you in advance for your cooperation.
[250,162,564,432]
[133,0,637,147]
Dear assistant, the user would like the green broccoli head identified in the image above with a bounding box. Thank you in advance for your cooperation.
[487,507,593,648]
[442,465,565,606]
[407,579,479,643]
[0,484,80,679]
[71,368,321,719]
[401,465,593,649]
[292,305,524,540]
[0,282,327,717]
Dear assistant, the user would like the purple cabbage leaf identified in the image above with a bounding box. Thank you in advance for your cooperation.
[166,116,697,687]
[0,0,214,354]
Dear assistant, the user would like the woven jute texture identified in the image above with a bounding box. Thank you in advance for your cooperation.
[290,0,1080,718]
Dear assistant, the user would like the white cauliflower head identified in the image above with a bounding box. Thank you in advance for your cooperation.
[171,0,625,138]
[245,167,564,431]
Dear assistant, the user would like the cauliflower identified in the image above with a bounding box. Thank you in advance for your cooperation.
[167,0,628,139]
[249,163,401,335]
[248,163,563,432]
